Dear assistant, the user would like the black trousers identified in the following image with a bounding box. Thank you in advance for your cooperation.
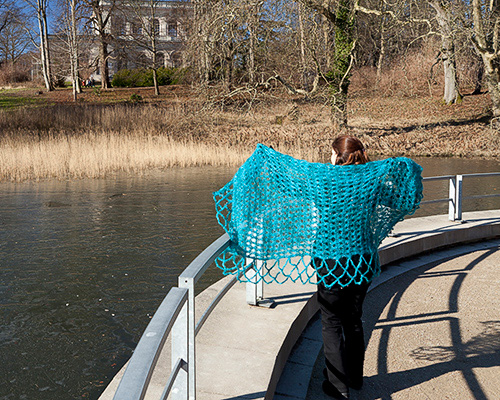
[317,281,370,393]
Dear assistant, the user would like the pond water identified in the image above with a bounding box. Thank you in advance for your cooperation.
[0,157,499,400]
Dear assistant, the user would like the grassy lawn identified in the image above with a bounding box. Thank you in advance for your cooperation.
[0,88,48,109]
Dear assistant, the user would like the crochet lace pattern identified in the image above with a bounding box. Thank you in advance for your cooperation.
[213,144,423,288]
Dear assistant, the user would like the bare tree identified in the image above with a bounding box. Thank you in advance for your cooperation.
[0,0,13,35]
[86,0,115,89]
[356,0,463,105]
[0,4,31,66]
[471,0,500,118]
[122,0,163,95]
[23,0,53,90]
[298,0,357,130]
[429,0,461,104]
[53,0,89,100]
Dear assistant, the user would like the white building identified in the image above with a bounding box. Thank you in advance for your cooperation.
[92,0,192,81]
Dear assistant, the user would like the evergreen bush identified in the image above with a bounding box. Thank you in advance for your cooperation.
[111,67,184,88]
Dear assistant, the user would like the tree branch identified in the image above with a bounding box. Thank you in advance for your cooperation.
[297,0,336,24]
[354,1,432,30]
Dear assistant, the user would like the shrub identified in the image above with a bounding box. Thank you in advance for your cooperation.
[0,64,31,85]
[111,67,184,88]
[129,93,143,102]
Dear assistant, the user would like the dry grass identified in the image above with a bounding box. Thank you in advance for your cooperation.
[0,102,329,181]
[0,133,249,181]
[0,74,499,182]
[0,131,325,182]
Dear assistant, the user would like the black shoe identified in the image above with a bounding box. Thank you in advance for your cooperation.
[348,379,363,390]
[323,368,362,391]
[322,380,350,400]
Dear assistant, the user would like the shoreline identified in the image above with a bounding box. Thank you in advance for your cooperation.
[1,91,499,182]
[0,132,498,183]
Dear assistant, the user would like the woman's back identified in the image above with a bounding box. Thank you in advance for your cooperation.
[213,144,423,288]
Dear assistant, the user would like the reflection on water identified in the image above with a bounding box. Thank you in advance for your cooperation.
[0,167,237,400]
[0,157,499,400]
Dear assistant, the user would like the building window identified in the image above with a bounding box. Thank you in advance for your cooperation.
[167,22,177,37]
[153,19,160,35]
[157,53,165,68]
[113,17,125,36]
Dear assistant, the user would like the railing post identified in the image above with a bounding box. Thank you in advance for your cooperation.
[246,259,258,306]
[171,294,189,399]
[449,176,456,220]
[456,175,463,221]
[246,259,270,306]
[448,175,463,221]
[256,260,264,300]
[177,276,196,400]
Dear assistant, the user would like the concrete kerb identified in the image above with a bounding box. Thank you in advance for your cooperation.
[99,210,500,400]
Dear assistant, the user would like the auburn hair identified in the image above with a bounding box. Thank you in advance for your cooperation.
[332,135,370,166]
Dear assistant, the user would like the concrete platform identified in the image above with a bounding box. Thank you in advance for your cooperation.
[99,210,500,400]
[303,241,500,400]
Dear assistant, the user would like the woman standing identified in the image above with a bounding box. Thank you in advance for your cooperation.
[213,137,423,400]
[317,135,372,400]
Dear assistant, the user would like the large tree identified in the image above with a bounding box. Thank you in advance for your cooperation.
[122,0,163,95]
[23,0,53,90]
[299,0,356,130]
[0,0,13,35]
[471,0,500,118]
[429,0,461,104]
[54,0,88,99]
[86,0,115,89]
[0,4,31,66]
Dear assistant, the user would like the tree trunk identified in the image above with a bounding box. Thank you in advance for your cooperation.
[482,56,500,117]
[248,13,255,85]
[376,0,386,83]
[99,39,109,89]
[151,18,160,96]
[326,0,355,130]
[36,2,53,91]
[298,3,308,90]
[152,68,159,95]
[472,63,484,95]
[70,0,81,95]
[41,8,53,90]
[442,47,460,104]
[322,0,330,69]
[471,0,500,117]
[193,0,210,83]
[430,0,461,105]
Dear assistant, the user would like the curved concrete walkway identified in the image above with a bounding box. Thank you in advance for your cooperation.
[303,241,500,400]
[100,210,500,400]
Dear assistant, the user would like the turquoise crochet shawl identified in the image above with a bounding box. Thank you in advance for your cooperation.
[214,144,423,288]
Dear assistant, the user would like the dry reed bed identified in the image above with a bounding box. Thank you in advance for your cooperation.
[0,103,328,181]
[0,134,253,181]
[0,95,498,182]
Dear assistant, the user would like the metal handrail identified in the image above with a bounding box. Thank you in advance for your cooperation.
[113,287,188,400]
[421,173,500,221]
[179,234,230,285]
[463,172,500,178]
[115,171,500,400]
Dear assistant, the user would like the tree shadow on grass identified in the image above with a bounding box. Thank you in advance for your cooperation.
[355,113,492,137]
